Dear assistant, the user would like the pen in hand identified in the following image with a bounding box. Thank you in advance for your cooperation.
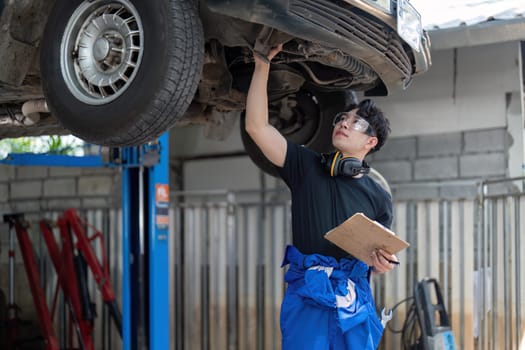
[375,249,399,265]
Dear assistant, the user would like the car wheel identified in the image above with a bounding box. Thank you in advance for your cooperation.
[241,88,356,177]
[40,0,204,146]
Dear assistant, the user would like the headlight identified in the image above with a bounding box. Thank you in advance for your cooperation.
[397,0,422,52]
[361,0,393,15]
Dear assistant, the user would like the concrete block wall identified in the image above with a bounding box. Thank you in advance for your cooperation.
[0,165,121,218]
[368,127,510,200]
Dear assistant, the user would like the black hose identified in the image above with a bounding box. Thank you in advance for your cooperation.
[106,300,122,338]
[74,254,95,321]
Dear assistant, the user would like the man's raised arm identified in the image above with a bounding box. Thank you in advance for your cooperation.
[245,45,287,168]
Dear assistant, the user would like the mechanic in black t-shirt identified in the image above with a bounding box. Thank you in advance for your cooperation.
[245,44,398,350]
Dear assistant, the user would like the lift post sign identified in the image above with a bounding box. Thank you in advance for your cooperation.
[155,184,170,234]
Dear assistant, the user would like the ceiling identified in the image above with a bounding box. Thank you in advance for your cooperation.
[411,0,525,30]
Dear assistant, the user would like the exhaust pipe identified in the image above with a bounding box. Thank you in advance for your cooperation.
[21,99,49,125]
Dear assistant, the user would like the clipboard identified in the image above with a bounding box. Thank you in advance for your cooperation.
[324,213,409,265]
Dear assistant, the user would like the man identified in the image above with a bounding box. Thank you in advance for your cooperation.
[245,44,397,349]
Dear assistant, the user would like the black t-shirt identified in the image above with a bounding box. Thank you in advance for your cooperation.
[278,141,393,260]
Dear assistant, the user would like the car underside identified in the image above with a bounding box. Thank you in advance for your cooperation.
[0,0,431,152]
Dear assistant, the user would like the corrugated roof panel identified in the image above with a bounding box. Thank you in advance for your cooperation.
[410,0,525,30]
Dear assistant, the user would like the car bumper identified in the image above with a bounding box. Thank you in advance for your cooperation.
[205,0,431,94]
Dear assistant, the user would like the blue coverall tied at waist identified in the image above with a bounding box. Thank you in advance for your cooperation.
[280,245,384,350]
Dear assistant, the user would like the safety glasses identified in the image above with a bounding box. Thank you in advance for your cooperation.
[332,112,376,136]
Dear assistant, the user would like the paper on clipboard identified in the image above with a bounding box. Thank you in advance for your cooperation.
[324,212,409,266]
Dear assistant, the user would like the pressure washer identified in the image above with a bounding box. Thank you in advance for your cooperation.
[387,277,457,350]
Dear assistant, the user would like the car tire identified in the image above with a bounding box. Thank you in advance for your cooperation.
[241,88,356,177]
[40,0,204,146]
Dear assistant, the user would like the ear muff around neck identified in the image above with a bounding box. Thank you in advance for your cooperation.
[321,151,370,177]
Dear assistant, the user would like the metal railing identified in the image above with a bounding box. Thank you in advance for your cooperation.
[170,180,525,350]
[3,178,524,349]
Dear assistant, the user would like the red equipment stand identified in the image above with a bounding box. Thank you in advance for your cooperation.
[3,214,60,350]
[40,209,122,350]
[2,210,121,350]
[62,208,122,336]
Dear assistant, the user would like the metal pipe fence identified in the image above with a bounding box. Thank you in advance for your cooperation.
[3,178,525,349]
[170,180,525,350]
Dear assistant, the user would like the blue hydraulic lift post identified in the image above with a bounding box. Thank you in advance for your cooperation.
[121,144,144,350]
[147,132,170,349]
[121,164,132,350]
[120,133,170,350]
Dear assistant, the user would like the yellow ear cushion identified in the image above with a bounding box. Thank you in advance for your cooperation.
[330,151,340,177]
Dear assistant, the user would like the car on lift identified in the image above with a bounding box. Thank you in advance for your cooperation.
[0,0,430,161]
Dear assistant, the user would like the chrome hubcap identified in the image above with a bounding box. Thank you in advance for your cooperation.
[61,1,144,105]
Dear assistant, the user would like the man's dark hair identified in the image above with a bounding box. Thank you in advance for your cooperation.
[349,99,391,154]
